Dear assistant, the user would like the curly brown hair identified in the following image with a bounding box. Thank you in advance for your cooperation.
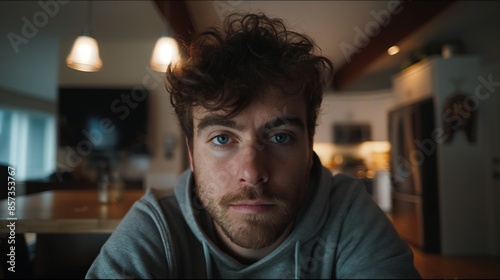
[166,13,333,148]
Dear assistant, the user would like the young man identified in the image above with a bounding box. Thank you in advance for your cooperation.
[86,13,421,279]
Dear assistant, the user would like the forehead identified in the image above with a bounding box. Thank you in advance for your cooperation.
[192,87,307,125]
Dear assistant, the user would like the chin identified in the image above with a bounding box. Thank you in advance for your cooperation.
[224,221,289,249]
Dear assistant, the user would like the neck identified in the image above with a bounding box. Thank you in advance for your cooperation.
[213,222,293,264]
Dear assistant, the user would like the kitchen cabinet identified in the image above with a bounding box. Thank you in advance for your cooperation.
[392,57,435,106]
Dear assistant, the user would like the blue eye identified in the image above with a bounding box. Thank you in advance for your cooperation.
[212,134,230,145]
[270,133,290,144]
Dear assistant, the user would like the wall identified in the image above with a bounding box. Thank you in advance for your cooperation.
[0,35,59,194]
[0,38,59,102]
[315,89,397,143]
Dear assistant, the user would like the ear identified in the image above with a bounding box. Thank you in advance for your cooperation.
[186,137,194,171]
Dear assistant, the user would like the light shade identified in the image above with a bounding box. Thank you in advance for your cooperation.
[66,35,103,72]
[387,45,400,56]
[150,36,180,72]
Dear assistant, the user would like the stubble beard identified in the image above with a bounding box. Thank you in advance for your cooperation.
[195,175,303,249]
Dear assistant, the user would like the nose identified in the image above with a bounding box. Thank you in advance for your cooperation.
[236,144,269,186]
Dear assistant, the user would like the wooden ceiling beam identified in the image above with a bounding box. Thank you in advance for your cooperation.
[153,0,196,50]
[333,0,456,91]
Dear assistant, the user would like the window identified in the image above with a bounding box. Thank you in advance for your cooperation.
[0,107,55,181]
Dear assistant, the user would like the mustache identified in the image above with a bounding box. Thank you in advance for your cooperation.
[219,187,284,207]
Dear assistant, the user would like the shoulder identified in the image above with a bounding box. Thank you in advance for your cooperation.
[87,187,203,278]
[113,188,182,243]
[324,174,420,278]
[327,172,369,205]
[330,173,365,189]
[304,163,371,224]
[130,188,193,245]
[86,190,179,278]
[326,172,383,220]
[139,187,179,214]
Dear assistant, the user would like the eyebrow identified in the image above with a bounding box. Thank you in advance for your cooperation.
[264,116,305,131]
[197,115,305,134]
[197,116,244,134]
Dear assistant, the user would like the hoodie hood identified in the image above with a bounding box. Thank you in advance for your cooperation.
[174,152,333,278]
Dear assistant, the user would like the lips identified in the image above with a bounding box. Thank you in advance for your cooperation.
[229,200,275,214]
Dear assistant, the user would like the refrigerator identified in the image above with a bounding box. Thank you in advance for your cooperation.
[388,97,440,253]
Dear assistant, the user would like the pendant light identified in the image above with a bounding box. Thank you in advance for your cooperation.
[66,1,102,72]
[150,33,180,72]
[150,1,180,72]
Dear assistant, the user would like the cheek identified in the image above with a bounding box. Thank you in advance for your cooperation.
[270,159,310,191]
[194,153,233,192]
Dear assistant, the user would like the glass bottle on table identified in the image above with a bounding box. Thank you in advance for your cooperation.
[97,173,110,204]
[109,171,124,203]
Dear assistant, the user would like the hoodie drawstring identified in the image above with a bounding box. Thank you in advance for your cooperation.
[203,242,212,279]
[294,241,301,279]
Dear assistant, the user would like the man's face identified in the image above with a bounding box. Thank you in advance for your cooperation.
[188,87,313,250]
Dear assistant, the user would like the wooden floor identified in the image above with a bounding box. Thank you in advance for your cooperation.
[410,244,500,279]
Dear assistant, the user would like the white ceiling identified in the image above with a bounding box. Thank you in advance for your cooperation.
[186,0,392,69]
[0,1,164,41]
[185,1,500,91]
[1,1,499,97]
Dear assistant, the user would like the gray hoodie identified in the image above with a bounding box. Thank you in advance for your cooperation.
[86,154,421,279]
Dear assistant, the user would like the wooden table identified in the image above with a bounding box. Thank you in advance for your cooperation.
[0,189,145,234]
[0,189,147,278]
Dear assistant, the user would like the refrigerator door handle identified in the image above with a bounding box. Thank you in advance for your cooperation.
[393,191,422,203]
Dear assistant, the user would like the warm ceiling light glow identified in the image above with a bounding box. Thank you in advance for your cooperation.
[150,36,180,72]
[66,35,103,72]
[387,45,400,56]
